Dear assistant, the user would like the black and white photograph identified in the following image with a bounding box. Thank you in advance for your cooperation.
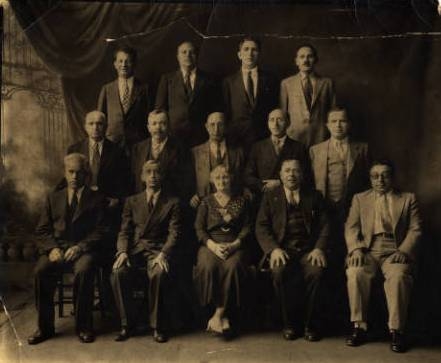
[1,1,441,362]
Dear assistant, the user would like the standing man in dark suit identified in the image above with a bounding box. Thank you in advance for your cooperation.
[256,159,329,341]
[110,160,182,343]
[98,46,151,148]
[345,160,422,353]
[28,153,106,345]
[131,109,190,198]
[155,41,219,148]
[244,108,311,198]
[223,36,279,150]
[190,112,245,209]
[281,44,336,147]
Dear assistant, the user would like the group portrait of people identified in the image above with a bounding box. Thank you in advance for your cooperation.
[28,36,422,355]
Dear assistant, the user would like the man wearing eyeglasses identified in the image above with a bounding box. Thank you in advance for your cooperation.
[344,159,422,353]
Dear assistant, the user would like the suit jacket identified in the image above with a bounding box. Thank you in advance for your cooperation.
[155,69,220,147]
[35,186,106,255]
[117,191,181,257]
[345,189,422,260]
[309,139,370,212]
[67,138,130,199]
[191,141,244,197]
[244,137,311,194]
[97,78,150,146]
[256,186,329,256]
[222,69,279,148]
[131,137,191,197]
[280,73,336,147]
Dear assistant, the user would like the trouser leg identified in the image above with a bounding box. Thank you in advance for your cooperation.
[110,265,135,328]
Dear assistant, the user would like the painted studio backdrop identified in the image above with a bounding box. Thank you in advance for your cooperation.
[1,0,441,338]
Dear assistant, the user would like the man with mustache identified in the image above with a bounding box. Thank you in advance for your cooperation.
[223,36,279,151]
[256,159,329,341]
[345,160,422,353]
[98,46,151,149]
[280,44,336,147]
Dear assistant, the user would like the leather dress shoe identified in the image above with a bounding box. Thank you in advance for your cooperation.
[282,328,297,340]
[78,331,95,343]
[304,328,321,342]
[115,327,130,342]
[390,330,406,353]
[28,330,55,345]
[346,328,367,347]
[153,329,168,343]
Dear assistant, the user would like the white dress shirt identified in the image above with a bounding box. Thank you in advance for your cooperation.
[209,139,227,160]
[373,191,394,234]
[118,76,134,102]
[67,186,85,206]
[300,72,317,96]
[146,189,161,206]
[283,187,300,205]
[181,67,196,90]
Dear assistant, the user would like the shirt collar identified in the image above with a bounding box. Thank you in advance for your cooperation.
[331,137,349,146]
[89,139,104,148]
[146,188,161,202]
[68,186,85,203]
[152,136,168,146]
[242,66,258,75]
[300,71,315,81]
[271,135,287,145]
[181,67,196,77]
[210,139,226,147]
[283,186,300,203]
[118,76,134,84]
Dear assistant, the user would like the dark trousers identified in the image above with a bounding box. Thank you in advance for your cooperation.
[110,251,174,331]
[271,252,324,329]
[34,253,96,333]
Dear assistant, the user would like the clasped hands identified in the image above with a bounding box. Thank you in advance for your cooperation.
[347,248,409,267]
[207,239,240,260]
[269,247,327,269]
[48,245,82,263]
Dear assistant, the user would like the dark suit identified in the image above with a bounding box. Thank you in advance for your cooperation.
[34,186,105,334]
[131,137,191,198]
[191,141,244,198]
[244,137,311,195]
[110,191,182,330]
[97,78,150,147]
[223,69,278,149]
[256,186,329,329]
[280,73,336,147]
[155,69,220,147]
[67,138,130,199]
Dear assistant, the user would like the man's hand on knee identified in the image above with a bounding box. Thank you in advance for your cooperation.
[153,252,169,273]
[64,245,82,262]
[308,248,327,267]
[113,252,130,270]
[270,248,289,269]
[389,251,409,264]
[48,248,64,263]
[347,248,365,267]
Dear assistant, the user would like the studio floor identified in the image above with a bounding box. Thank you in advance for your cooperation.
[1,289,441,363]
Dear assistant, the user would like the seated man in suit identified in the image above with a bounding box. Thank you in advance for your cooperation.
[190,112,245,209]
[131,109,190,198]
[309,107,370,322]
[345,159,422,353]
[280,44,336,147]
[244,108,311,198]
[28,153,106,345]
[98,45,151,148]
[110,160,182,343]
[256,159,329,341]
[155,41,220,148]
[223,36,279,150]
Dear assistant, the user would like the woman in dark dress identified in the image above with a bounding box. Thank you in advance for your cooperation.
[193,164,251,336]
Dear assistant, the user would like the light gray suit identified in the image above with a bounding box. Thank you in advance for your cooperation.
[345,189,422,330]
[280,73,336,147]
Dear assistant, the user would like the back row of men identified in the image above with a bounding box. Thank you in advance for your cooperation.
[98,38,335,150]
[28,101,421,355]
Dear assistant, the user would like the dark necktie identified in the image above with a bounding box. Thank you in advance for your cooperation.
[246,71,255,105]
[184,72,193,98]
[215,142,223,165]
[68,192,78,222]
[303,75,313,110]
[147,195,154,214]
[90,143,100,187]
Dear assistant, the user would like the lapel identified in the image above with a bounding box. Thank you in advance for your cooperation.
[234,70,251,108]
[191,70,204,103]
[255,69,265,105]
[347,141,360,178]
[53,189,68,230]
[293,74,308,111]
[311,75,324,109]
[110,80,124,115]
[99,139,112,174]
[175,70,190,103]
[143,138,153,161]
[299,189,312,234]
[362,190,376,240]
[265,138,278,175]
[390,190,405,231]
[126,78,142,114]
[142,192,167,235]
[274,186,287,239]
[227,144,236,170]
[315,141,329,194]
[72,187,92,222]
[134,193,150,235]
[197,142,211,190]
